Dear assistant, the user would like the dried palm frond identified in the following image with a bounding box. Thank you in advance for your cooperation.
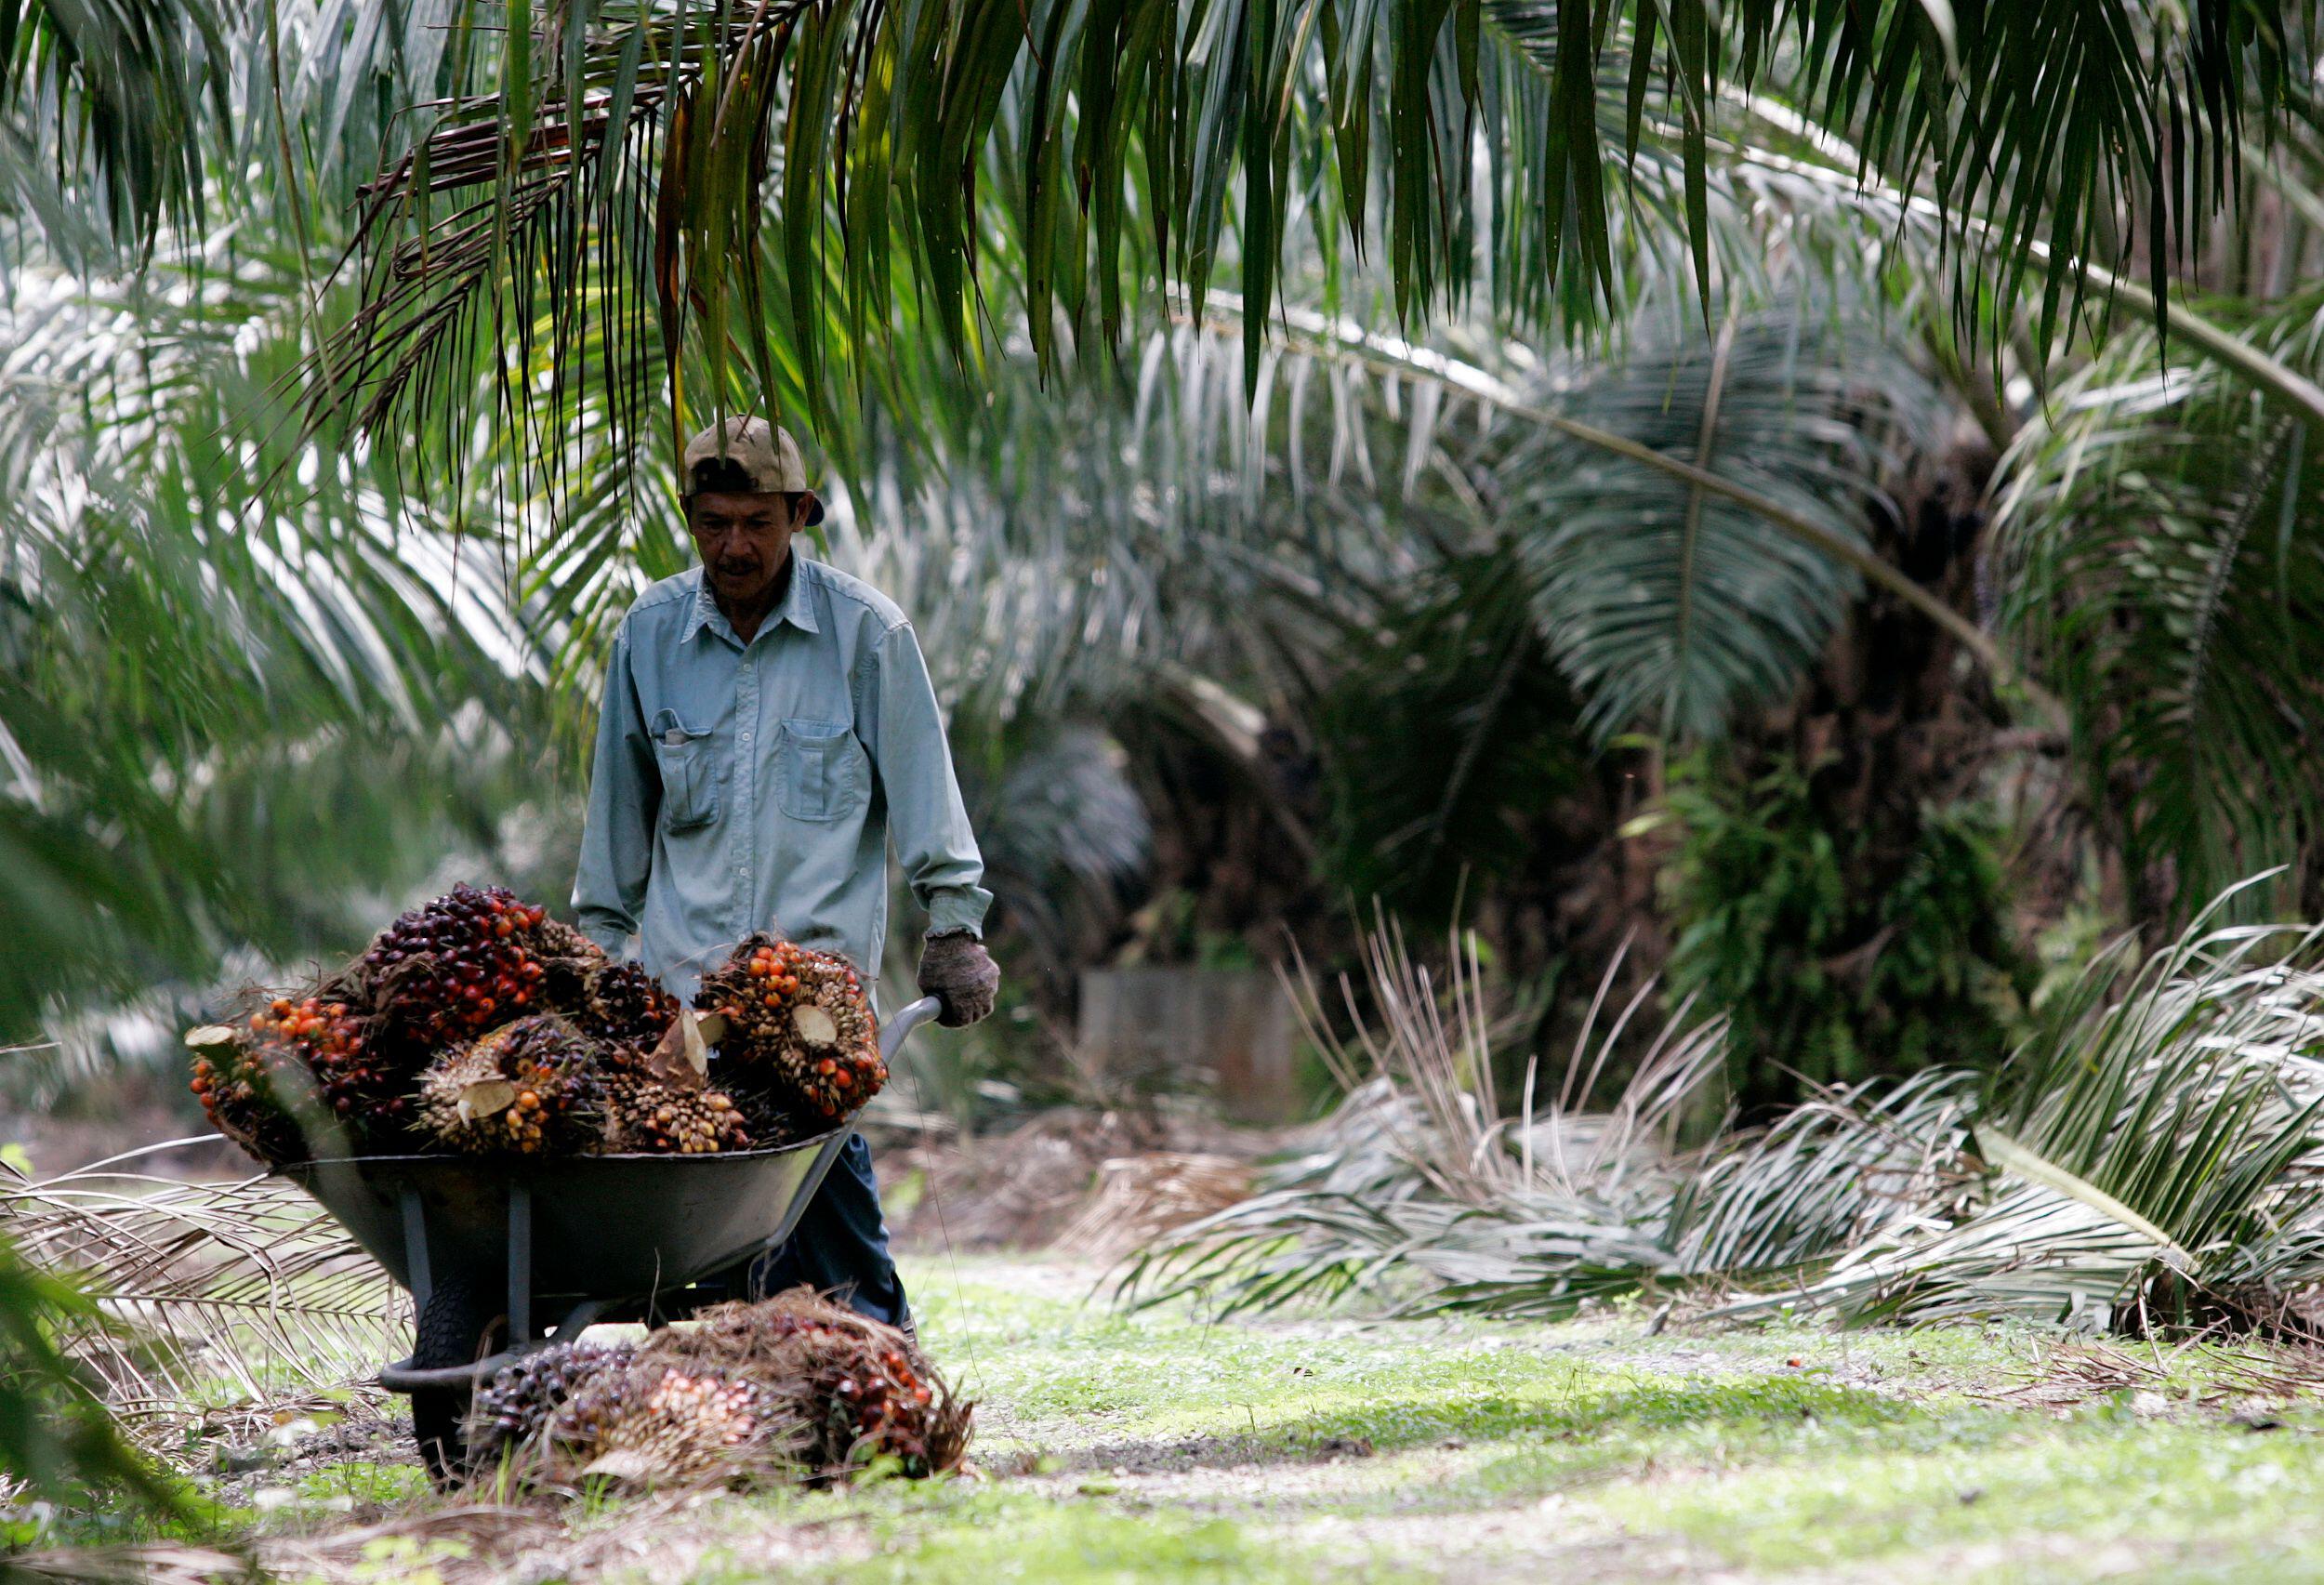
[1117,921,1726,1317]
[1054,1154,1254,1264]
[3,1142,405,1448]
[1123,885,2324,1336]
[1716,895,2324,1331]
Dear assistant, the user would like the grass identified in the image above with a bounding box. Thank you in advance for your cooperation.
[72,1253,2324,1581]
[686,1257,2324,1582]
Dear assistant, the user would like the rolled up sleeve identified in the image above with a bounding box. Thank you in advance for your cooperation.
[861,621,993,939]
[573,625,658,956]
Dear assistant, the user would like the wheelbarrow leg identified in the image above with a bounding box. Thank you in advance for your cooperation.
[399,1188,432,1314]
[507,1181,533,1343]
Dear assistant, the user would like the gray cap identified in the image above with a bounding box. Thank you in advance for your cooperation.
[681,416,825,524]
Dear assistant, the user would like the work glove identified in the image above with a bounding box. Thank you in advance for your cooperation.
[917,930,999,1027]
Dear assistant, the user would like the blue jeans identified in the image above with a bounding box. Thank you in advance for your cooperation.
[736,1132,909,1327]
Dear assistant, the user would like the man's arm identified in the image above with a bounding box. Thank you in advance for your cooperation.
[860,620,994,941]
[573,625,658,956]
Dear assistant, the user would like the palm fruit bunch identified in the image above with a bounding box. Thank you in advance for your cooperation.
[600,1050,753,1155]
[574,960,680,1047]
[415,1015,608,1156]
[469,1292,967,1489]
[736,1302,968,1477]
[694,936,884,1124]
[190,986,416,1162]
[467,1338,638,1465]
[548,1363,795,1484]
[187,1025,314,1166]
[358,883,561,1047]
[639,1291,972,1480]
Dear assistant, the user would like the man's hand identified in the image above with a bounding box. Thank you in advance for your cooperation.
[917,931,999,1026]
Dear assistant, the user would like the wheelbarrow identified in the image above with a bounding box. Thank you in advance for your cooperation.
[280,996,944,1484]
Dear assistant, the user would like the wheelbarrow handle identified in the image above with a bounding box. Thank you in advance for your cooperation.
[756,995,943,1258]
[878,995,944,1062]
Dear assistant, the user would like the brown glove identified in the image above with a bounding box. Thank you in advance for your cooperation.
[916,930,999,1027]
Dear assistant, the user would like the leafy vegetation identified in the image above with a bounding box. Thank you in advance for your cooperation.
[0,1234,180,1522]
[1655,752,2027,1109]
[1129,892,2324,1330]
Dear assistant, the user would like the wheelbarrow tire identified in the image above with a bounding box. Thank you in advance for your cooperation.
[408,1273,499,1489]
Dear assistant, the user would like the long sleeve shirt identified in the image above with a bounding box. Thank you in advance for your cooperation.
[573,559,992,1000]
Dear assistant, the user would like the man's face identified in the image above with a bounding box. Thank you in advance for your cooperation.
[689,490,799,609]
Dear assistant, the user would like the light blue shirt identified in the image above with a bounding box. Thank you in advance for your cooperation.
[573,558,992,999]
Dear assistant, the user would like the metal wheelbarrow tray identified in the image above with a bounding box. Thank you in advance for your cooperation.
[277,995,944,1479]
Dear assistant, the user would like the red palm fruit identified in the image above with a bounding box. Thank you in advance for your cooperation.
[359,884,568,1049]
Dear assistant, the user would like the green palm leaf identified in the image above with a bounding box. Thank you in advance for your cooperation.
[1496,304,1946,740]
[1993,305,2324,920]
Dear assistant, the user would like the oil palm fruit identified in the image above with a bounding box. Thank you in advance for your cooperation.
[576,960,680,1047]
[638,1291,972,1479]
[416,1014,608,1156]
[248,995,404,1147]
[754,1308,966,1476]
[187,1025,310,1166]
[463,1292,970,1488]
[468,1338,638,1463]
[599,1052,752,1155]
[360,883,558,1046]
[694,936,885,1122]
[550,1363,793,1483]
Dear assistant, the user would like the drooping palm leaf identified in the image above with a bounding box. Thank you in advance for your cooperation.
[1494,303,1948,741]
[1993,303,2324,921]
[292,0,2295,517]
[0,242,549,1038]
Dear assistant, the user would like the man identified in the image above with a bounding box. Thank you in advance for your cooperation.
[574,416,1001,1328]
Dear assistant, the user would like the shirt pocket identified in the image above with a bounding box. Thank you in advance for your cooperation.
[776,718,868,823]
[649,708,721,833]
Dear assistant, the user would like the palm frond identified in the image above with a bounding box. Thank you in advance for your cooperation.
[1993,301,2324,920]
[292,0,2299,519]
[4,1144,407,1449]
[0,246,549,1037]
[1126,885,2324,1333]
[1495,303,1946,740]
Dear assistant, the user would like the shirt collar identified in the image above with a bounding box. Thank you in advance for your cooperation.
[680,558,821,647]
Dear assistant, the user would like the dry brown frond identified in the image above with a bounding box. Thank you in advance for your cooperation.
[1055,1153,1254,1262]
[2,1142,404,1455]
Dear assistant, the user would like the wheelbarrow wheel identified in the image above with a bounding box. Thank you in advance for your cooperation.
[407,1273,501,1488]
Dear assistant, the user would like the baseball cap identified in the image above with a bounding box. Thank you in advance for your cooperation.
[680,416,825,525]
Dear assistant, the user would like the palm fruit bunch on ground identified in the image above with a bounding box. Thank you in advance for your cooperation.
[416,1014,609,1156]
[466,1338,639,1465]
[694,936,885,1127]
[599,1046,754,1155]
[463,1288,970,1489]
[547,1360,796,1484]
[664,1291,971,1478]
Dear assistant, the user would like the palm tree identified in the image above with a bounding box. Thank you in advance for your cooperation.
[7,0,2324,1027]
